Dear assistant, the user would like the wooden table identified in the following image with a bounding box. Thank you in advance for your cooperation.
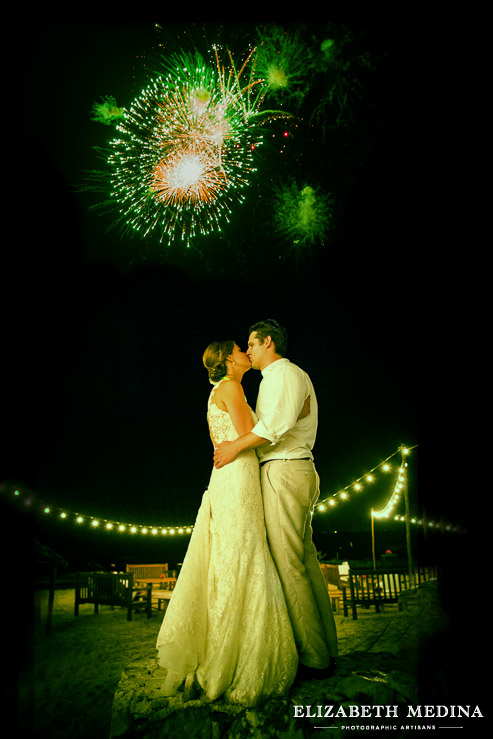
[134,577,177,588]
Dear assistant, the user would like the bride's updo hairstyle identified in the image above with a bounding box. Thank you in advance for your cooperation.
[203,340,235,383]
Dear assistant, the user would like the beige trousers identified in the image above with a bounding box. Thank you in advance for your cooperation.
[260,459,338,667]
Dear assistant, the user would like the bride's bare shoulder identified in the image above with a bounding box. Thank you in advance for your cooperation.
[219,378,244,396]
[213,378,243,405]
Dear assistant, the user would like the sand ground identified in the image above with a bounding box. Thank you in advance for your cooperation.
[19,587,446,739]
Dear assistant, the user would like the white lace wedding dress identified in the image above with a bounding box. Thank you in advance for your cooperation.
[156,378,298,705]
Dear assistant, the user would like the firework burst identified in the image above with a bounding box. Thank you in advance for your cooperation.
[255,25,315,108]
[91,95,125,125]
[272,181,335,251]
[94,47,288,245]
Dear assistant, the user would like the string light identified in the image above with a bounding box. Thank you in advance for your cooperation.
[316,445,416,510]
[314,444,462,533]
[372,462,407,519]
[1,484,193,536]
[3,444,461,534]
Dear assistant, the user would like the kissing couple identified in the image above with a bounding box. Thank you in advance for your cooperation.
[156,318,338,705]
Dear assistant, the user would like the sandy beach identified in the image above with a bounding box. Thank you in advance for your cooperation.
[21,584,448,739]
[24,589,163,738]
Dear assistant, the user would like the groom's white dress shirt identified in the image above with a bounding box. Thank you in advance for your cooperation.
[251,358,318,463]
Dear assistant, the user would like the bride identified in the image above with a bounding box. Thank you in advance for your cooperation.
[156,340,298,705]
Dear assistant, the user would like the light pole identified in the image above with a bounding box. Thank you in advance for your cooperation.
[401,446,414,584]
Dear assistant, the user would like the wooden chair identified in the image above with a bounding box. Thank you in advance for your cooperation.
[74,572,152,621]
[152,589,174,612]
[319,563,347,613]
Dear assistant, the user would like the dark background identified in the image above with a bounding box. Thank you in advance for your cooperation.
[3,18,490,727]
[3,18,460,575]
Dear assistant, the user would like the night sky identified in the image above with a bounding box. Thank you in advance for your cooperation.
[5,19,441,568]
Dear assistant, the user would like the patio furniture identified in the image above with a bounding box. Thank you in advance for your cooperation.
[346,566,438,619]
[319,563,348,613]
[126,563,177,589]
[74,572,152,621]
[152,589,174,612]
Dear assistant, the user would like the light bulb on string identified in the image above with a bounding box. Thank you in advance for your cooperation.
[316,445,419,513]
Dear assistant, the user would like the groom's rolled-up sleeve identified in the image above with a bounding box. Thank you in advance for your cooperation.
[251,366,307,444]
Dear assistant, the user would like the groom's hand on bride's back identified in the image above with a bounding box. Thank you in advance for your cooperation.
[213,440,237,468]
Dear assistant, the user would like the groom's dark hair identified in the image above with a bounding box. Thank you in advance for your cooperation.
[249,319,288,357]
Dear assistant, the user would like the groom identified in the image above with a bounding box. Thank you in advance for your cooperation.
[213,318,337,679]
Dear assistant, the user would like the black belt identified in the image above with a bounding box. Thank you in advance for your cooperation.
[260,457,312,466]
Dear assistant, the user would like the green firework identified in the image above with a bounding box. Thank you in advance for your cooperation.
[255,25,315,108]
[272,181,334,249]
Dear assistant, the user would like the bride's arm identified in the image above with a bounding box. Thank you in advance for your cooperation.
[221,379,255,437]
[212,380,268,467]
